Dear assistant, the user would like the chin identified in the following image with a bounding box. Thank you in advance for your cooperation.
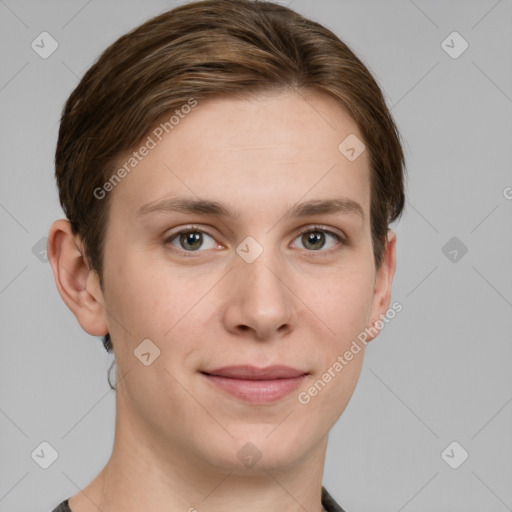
[197,425,312,474]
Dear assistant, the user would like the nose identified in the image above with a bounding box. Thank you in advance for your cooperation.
[221,253,297,341]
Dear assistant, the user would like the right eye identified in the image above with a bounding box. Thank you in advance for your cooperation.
[164,226,221,253]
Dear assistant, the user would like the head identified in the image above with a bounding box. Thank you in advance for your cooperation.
[49,0,405,474]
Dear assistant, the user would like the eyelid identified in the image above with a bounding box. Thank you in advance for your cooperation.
[294,224,347,242]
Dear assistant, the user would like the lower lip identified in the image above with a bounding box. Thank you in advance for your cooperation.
[202,374,307,404]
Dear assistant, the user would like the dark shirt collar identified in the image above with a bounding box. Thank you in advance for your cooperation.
[322,486,346,512]
[54,488,346,512]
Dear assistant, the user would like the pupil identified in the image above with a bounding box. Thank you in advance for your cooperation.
[182,232,202,250]
[304,231,324,250]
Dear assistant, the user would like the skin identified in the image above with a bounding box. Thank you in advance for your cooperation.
[48,89,396,512]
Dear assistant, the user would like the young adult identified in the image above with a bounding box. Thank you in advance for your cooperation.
[48,1,406,510]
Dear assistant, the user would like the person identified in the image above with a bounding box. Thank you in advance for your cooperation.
[47,0,406,510]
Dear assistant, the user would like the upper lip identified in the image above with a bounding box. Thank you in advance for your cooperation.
[201,365,308,380]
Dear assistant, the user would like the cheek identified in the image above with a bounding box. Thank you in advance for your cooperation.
[302,264,375,348]
[101,247,169,348]
[103,249,215,354]
[303,263,374,420]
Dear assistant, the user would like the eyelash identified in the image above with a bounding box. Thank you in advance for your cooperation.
[164,224,346,257]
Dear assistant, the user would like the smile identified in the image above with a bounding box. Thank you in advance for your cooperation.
[201,365,309,404]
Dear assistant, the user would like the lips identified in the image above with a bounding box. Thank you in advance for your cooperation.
[201,365,309,404]
[201,365,307,380]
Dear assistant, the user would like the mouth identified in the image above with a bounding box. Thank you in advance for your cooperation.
[200,365,309,404]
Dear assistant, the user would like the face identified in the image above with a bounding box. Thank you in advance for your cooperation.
[87,90,395,473]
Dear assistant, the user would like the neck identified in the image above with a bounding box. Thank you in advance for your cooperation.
[69,388,329,512]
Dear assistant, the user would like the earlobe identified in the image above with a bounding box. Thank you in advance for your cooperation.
[366,229,397,343]
[48,219,109,337]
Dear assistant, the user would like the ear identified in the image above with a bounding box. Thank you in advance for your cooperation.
[47,219,109,337]
[366,229,397,342]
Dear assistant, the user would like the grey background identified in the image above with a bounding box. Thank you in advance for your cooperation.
[0,0,511,511]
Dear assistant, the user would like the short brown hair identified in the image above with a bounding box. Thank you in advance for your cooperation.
[55,0,406,353]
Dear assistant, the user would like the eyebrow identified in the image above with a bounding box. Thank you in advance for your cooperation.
[137,196,365,222]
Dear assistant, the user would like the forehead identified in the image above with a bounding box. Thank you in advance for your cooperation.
[171,90,364,165]
[109,90,371,222]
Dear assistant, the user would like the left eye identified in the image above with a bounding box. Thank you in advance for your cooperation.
[291,228,343,252]
[165,227,343,253]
